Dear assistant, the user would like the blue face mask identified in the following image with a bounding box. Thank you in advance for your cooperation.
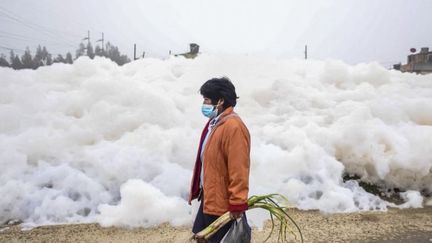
[201,104,218,118]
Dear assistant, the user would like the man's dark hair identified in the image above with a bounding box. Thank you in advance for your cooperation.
[200,77,238,109]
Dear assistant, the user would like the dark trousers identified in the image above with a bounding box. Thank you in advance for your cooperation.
[192,198,249,243]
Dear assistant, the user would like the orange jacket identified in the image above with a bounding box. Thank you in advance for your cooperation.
[189,107,251,216]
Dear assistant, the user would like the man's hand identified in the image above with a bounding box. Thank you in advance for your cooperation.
[230,211,243,219]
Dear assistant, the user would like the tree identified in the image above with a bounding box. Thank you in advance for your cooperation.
[105,42,130,65]
[21,47,34,69]
[46,53,53,65]
[33,45,44,67]
[54,54,65,63]
[65,52,73,64]
[9,50,15,64]
[95,45,105,57]
[42,46,52,65]
[32,45,52,68]
[0,54,9,67]
[86,42,95,59]
[11,54,23,70]
[76,43,86,59]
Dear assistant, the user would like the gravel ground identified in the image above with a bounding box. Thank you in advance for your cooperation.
[1,207,432,243]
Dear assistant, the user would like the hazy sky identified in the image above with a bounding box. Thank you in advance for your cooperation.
[1,0,431,66]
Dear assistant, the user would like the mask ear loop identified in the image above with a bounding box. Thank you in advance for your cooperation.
[212,100,222,117]
[216,99,223,109]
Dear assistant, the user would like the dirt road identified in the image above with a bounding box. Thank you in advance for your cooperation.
[1,207,431,243]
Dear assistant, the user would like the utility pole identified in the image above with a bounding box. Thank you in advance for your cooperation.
[96,33,104,51]
[304,45,308,60]
[134,44,137,60]
[82,31,91,56]
[83,31,90,46]
[82,31,90,45]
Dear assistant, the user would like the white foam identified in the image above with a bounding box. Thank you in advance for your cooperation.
[97,179,190,227]
[395,190,424,209]
[0,55,431,228]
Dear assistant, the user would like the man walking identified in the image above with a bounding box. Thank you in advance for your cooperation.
[189,77,251,242]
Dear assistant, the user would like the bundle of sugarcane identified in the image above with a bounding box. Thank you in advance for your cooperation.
[192,194,303,243]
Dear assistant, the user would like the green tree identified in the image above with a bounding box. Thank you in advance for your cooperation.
[54,54,65,63]
[9,50,15,64]
[76,43,86,59]
[42,46,52,65]
[0,54,9,67]
[32,45,53,67]
[87,42,95,59]
[21,47,34,69]
[105,42,130,65]
[65,52,73,64]
[11,54,23,70]
[95,45,105,57]
[46,53,53,65]
[33,45,44,67]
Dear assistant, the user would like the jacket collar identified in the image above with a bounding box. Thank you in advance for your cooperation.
[219,106,234,119]
[210,106,237,127]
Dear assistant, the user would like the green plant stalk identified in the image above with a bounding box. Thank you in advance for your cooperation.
[264,211,275,242]
[193,194,303,243]
[193,211,232,240]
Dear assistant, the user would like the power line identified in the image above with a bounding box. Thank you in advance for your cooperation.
[0,6,82,39]
[0,34,75,48]
[0,7,78,47]
[0,17,76,48]
[96,32,104,51]
[0,30,37,39]
[0,30,72,42]
[0,44,25,52]
[0,7,108,57]
[19,4,88,35]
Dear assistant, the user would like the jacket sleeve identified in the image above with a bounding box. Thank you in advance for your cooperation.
[224,119,251,212]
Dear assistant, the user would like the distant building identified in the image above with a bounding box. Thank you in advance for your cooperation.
[394,47,432,74]
[174,43,200,59]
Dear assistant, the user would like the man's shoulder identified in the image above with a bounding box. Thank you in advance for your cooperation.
[223,113,242,125]
[221,114,249,132]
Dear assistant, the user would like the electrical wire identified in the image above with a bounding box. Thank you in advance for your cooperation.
[0,34,75,48]
[0,7,107,56]
[0,44,25,52]
[0,6,82,39]
[0,7,79,47]
[11,4,88,38]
